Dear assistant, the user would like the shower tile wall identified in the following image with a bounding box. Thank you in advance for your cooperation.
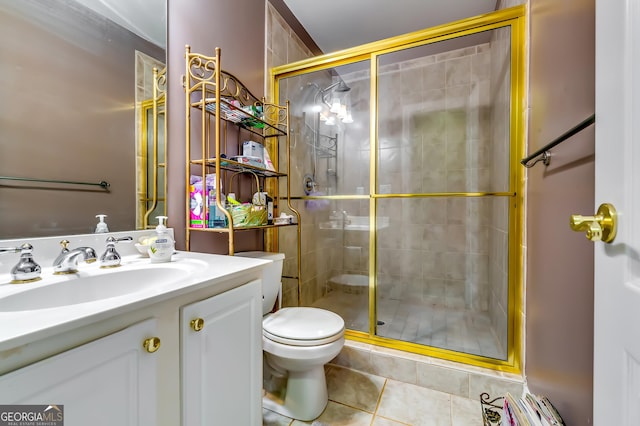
[266,3,316,308]
[266,3,314,94]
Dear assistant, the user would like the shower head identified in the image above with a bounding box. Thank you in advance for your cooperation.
[318,80,351,94]
[334,81,351,92]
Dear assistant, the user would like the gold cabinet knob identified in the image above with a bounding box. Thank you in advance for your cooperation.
[143,337,161,353]
[190,318,205,332]
[570,203,617,243]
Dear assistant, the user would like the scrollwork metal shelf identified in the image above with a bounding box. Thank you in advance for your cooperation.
[189,158,287,178]
[187,222,298,233]
[191,96,287,139]
[183,42,302,290]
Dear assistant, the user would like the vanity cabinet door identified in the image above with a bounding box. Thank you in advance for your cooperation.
[0,319,159,426]
[181,279,262,426]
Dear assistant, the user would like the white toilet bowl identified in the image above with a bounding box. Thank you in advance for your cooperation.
[263,307,344,420]
[235,251,345,422]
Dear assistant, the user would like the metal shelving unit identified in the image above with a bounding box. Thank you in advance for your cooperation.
[183,45,301,268]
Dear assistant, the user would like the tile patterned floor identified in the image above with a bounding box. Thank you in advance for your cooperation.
[263,364,484,426]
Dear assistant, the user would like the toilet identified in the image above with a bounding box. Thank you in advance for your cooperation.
[236,251,345,421]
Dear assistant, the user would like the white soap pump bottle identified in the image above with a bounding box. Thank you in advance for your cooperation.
[95,214,109,233]
[148,216,174,263]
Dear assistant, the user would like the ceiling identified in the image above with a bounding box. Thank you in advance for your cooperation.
[74,0,166,49]
[71,0,498,55]
[282,0,499,54]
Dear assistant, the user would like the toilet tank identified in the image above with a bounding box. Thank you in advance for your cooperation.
[235,251,285,314]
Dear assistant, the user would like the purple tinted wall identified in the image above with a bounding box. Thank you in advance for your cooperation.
[166,0,266,252]
[526,0,595,423]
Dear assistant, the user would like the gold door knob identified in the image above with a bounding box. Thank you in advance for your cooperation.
[190,318,205,332]
[570,203,617,243]
[143,337,161,353]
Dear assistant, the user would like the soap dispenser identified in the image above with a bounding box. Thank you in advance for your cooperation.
[148,216,174,263]
[95,214,109,233]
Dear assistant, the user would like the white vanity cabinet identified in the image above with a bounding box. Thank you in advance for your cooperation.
[181,279,262,425]
[0,242,269,426]
[0,318,159,426]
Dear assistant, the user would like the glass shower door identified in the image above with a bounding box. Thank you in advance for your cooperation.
[375,28,513,360]
[273,7,525,370]
[276,61,372,332]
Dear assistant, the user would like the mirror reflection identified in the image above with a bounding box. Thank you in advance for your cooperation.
[0,0,166,238]
[140,67,166,230]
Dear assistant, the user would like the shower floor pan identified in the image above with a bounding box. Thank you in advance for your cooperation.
[313,289,505,360]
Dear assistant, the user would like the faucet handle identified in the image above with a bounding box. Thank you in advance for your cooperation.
[0,247,20,255]
[59,239,70,252]
[107,236,133,244]
[100,236,133,268]
[10,243,42,283]
[17,243,34,253]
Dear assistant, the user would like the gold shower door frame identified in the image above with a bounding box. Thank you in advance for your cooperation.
[271,6,526,373]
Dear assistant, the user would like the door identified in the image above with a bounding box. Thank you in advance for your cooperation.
[181,280,262,426]
[594,1,640,423]
[0,319,159,426]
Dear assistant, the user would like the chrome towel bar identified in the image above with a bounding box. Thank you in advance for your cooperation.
[0,176,110,190]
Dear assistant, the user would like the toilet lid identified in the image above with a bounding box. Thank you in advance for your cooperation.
[263,307,345,346]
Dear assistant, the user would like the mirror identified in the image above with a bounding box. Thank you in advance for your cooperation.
[0,0,166,239]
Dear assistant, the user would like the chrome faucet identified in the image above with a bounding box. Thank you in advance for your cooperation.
[99,236,133,268]
[53,240,97,274]
[0,243,42,283]
[341,210,351,225]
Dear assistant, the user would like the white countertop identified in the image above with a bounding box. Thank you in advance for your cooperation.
[0,231,269,352]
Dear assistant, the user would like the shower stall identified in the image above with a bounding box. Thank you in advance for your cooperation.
[271,7,525,370]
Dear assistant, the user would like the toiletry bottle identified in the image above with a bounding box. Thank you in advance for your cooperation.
[148,216,174,263]
[95,214,109,233]
[208,190,227,228]
[253,190,274,224]
[266,193,274,224]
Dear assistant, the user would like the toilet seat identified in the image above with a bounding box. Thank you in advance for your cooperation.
[263,307,344,347]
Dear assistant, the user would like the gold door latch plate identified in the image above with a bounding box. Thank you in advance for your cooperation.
[570,203,617,243]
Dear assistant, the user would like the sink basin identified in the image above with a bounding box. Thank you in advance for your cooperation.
[0,263,190,312]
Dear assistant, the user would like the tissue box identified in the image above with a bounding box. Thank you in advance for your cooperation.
[231,155,264,168]
[242,141,264,160]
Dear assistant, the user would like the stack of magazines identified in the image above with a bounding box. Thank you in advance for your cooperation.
[502,392,565,425]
